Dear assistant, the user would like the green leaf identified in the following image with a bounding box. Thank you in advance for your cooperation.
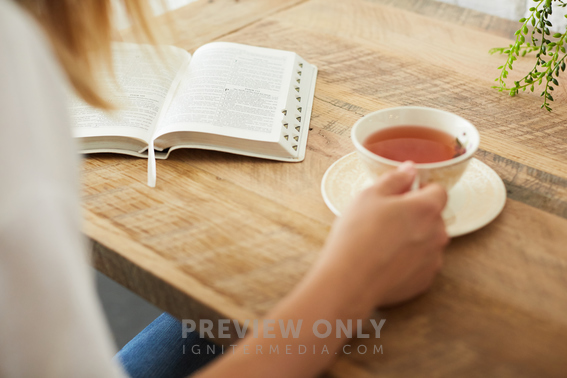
[490,3,563,112]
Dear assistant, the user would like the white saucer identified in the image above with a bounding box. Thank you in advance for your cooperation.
[321,152,507,237]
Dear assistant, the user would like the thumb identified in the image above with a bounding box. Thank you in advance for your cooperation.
[373,161,417,196]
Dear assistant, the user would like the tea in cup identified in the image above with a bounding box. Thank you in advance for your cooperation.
[351,107,480,191]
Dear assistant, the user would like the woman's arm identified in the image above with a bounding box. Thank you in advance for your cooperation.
[196,162,448,378]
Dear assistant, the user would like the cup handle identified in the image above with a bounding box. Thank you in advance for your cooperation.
[411,174,420,192]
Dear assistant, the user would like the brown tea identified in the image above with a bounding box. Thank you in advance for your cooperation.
[362,125,465,164]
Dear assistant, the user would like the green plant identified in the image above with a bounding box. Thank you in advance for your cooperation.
[490,0,567,111]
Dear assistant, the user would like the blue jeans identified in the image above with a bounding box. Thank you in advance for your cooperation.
[115,313,220,378]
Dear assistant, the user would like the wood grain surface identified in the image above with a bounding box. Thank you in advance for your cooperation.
[85,0,567,376]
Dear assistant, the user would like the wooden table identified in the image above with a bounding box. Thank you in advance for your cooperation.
[84,0,567,376]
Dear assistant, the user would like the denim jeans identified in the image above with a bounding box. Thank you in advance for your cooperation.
[115,313,219,378]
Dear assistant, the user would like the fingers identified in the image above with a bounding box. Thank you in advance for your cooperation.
[378,251,444,308]
[412,244,445,294]
[404,183,448,213]
[401,184,449,248]
[372,161,418,196]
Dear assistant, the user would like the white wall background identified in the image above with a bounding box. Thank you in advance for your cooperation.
[436,0,567,32]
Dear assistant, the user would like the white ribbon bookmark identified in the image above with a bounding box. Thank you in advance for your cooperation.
[147,141,157,187]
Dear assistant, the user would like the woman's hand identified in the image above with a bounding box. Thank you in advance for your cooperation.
[195,162,449,378]
[318,161,449,312]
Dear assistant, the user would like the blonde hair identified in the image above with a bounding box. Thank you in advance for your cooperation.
[16,0,157,109]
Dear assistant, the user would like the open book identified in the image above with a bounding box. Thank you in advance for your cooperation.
[70,42,318,186]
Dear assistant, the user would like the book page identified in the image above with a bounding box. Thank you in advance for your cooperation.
[154,42,295,142]
[70,43,190,144]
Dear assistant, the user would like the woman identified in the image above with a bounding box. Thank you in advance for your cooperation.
[0,0,448,377]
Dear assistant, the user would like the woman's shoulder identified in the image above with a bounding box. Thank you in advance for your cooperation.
[0,0,70,88]
[0,1,77,196]
[0,1,68,88]
[0,1,50,49]
[0,0,69,107]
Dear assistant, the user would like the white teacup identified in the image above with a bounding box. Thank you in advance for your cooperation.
[351,106,480,192]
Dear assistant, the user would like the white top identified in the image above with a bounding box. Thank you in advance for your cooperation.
[0,1,126,377]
